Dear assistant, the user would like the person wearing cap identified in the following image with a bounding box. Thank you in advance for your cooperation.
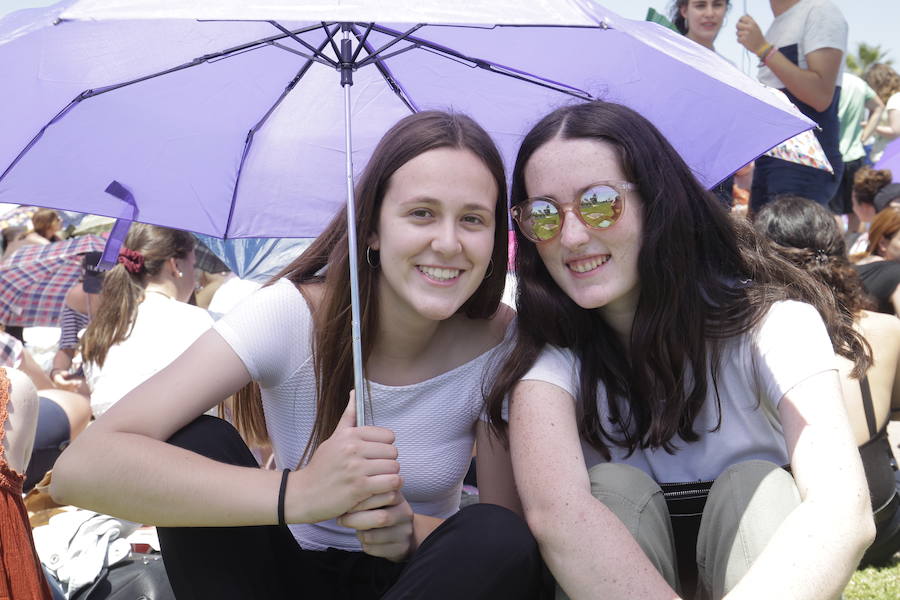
[50,251,104,395]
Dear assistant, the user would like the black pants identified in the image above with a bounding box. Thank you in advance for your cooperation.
[157,416,550,600]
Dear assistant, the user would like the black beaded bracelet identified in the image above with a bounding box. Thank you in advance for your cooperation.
[277,468,290,526]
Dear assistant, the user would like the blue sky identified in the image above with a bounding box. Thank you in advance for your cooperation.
[1,0,896,76]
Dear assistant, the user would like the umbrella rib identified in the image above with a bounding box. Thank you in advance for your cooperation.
[223,36,333,239]
[364,24,595,101]
[349,23,375,63]
[268,21,339,68]
[355,24,426,69]
[350,25,419,114]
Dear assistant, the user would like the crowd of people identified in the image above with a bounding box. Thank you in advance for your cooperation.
[1,1,899,600]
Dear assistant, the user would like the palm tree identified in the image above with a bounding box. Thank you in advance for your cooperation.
[845,43,894,76]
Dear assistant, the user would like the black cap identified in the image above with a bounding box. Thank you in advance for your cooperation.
[873,183,900,213]
[82,251,105,294]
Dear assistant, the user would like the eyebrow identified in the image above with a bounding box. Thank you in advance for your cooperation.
[399,197,494,212]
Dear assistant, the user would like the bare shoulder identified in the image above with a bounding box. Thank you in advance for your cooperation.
[859,311,900,351]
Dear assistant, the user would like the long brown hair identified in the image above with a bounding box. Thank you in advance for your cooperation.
[753,196,873,378]
[231,111,509,460]
[864,63,900,104]
[485,101,844,460]
[81,224,195,367]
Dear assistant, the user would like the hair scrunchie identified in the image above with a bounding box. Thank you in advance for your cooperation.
[118,247,145,274]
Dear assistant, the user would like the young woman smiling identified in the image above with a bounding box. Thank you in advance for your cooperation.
[487,101,873,600]
[52,111,545,600]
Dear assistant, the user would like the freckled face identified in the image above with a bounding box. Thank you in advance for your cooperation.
[370,147,497,323]
[523,138,643,319]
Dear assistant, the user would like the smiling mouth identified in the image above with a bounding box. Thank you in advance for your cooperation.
[417,266,462,281]
[567,256,609,273]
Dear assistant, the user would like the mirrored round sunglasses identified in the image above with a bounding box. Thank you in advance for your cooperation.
[511,181,635,243]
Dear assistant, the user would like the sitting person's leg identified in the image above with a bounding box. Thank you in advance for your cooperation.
[577,463,678,598]
[383,502,548,600]
[696,460,800,600]
[156,416,298,600]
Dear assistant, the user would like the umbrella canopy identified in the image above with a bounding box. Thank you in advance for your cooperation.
[874,139,900,183]
[0,234,105,327]
[194,235,313,282]
[0,205,37,231]
[0,0,814,240]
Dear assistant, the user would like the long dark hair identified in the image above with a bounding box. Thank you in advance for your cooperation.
[754,196,872,378]
[486,101,841,459]
[81,224,195,367]
[231,111,509,458]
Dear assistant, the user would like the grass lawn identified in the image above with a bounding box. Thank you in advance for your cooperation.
[845,557,900,600]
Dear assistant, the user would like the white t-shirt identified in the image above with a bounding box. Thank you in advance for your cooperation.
[870,92,900,162]
[758,0,847,90]
[86,293,213,416]
[214,278,510,551]
[521,301,836,483]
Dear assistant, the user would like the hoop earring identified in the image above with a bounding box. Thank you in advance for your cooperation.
[366,246,380,269]
[484,259,494,280]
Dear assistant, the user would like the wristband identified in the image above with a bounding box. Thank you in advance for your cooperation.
[277,468,290,526]
[755,42,773,59]
[761,46,777,66]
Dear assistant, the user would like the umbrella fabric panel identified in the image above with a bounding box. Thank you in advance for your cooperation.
[0,19,318,237]
[61,0,598,26]
[0,2,816,241]
[0,234,105,327]
[0,261,80,327]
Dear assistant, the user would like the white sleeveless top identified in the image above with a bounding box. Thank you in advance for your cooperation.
[214,278,508,551]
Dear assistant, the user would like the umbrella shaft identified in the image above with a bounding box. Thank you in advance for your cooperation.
[342,30,367,428]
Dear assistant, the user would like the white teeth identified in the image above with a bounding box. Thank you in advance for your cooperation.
[418,266,461,281]
[568,256,608,273]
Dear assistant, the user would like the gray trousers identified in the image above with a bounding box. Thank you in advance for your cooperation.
[556,460,801,600]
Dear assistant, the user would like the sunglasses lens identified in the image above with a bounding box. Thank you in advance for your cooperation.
[520,198,561,241]
[580,186,622,229]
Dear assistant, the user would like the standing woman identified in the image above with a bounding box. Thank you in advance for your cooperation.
[670,0,736,209]
[487,101,873,600]
[51,111,544,600]
[754,195,900,567]
[864,63,900,163]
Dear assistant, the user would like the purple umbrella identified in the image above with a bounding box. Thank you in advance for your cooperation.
[874,139,900,183]
[0,0,815,422]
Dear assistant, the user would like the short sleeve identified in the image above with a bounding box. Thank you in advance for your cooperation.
[801,3,847,56]
[752,301,836,407]
[213,279,314,388]
[521,345,580,399]
[886,93,900,113]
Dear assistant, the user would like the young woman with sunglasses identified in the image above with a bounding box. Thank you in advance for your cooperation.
[486,101,874,600]
[51,111,545,600]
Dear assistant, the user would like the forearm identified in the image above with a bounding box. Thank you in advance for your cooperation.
[51,430,287,526]
[724,497,872,600]
[528,496,679,600]
[52,349,74,373]
[875,124,900,139]
[765,51,836,112]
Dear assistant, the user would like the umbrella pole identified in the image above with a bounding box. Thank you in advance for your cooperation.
[340,24,368,427]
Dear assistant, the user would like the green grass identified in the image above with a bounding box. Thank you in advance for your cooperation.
[844,558,900,600]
